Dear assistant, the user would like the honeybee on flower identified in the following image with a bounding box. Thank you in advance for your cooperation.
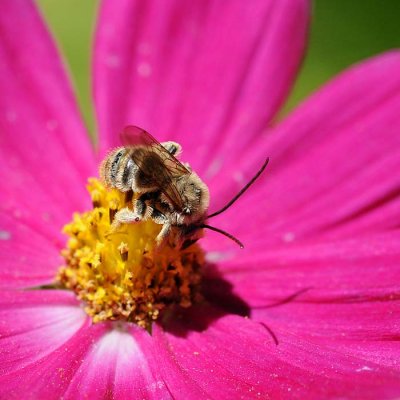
[1,1,400,399]
[100,125,269,248]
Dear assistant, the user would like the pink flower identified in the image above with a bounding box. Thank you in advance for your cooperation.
[1,0,400,398]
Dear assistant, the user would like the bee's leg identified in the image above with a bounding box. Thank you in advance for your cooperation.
[111,207,140,230]
[133,192,157,221]
[156,222,172,247]
[149,209,171,246]
[110,192,158,231]
[133,197,149,220]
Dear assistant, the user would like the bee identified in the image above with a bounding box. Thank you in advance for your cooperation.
[100,126,269,248]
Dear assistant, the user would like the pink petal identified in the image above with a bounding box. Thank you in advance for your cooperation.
[0,212,61,288]
[154,307,400,399]
[210,230,400,300]
[0,0,96,243]
[63,327,170,400]
[205,51,400,249]
[94,0,309,166]
[0,290,169,399]
[204,231,400,370]
[0,290,106,398]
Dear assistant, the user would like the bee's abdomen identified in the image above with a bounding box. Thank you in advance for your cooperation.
[100,147,134,192]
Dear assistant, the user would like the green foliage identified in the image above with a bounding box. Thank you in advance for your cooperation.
[38,0,97,135]
[286,0,400,112]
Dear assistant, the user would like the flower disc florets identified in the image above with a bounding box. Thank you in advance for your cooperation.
[57,178,204,329]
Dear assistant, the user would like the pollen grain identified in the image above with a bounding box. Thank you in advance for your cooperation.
[57,178,203,329]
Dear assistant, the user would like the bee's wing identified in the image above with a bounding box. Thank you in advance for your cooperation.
[121,126,190,211]
[120,125,154,147]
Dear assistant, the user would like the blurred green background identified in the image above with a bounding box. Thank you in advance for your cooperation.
[37,0,400,135]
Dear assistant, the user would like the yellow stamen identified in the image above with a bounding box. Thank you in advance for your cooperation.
[57,178,204,329]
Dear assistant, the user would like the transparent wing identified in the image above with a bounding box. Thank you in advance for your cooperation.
[121,126,189,175]
[120,126,190,211]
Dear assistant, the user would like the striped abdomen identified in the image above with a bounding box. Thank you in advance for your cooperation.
[100,147,136,192]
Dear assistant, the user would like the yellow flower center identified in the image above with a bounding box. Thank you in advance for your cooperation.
[57,178,204,329]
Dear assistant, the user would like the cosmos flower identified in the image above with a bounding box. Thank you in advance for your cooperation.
[1,0,400,398]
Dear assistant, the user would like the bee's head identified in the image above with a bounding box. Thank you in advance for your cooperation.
[177,173,210,224]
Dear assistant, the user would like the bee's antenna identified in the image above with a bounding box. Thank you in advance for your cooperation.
[208,157,269,219]
[200,224,244,248]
